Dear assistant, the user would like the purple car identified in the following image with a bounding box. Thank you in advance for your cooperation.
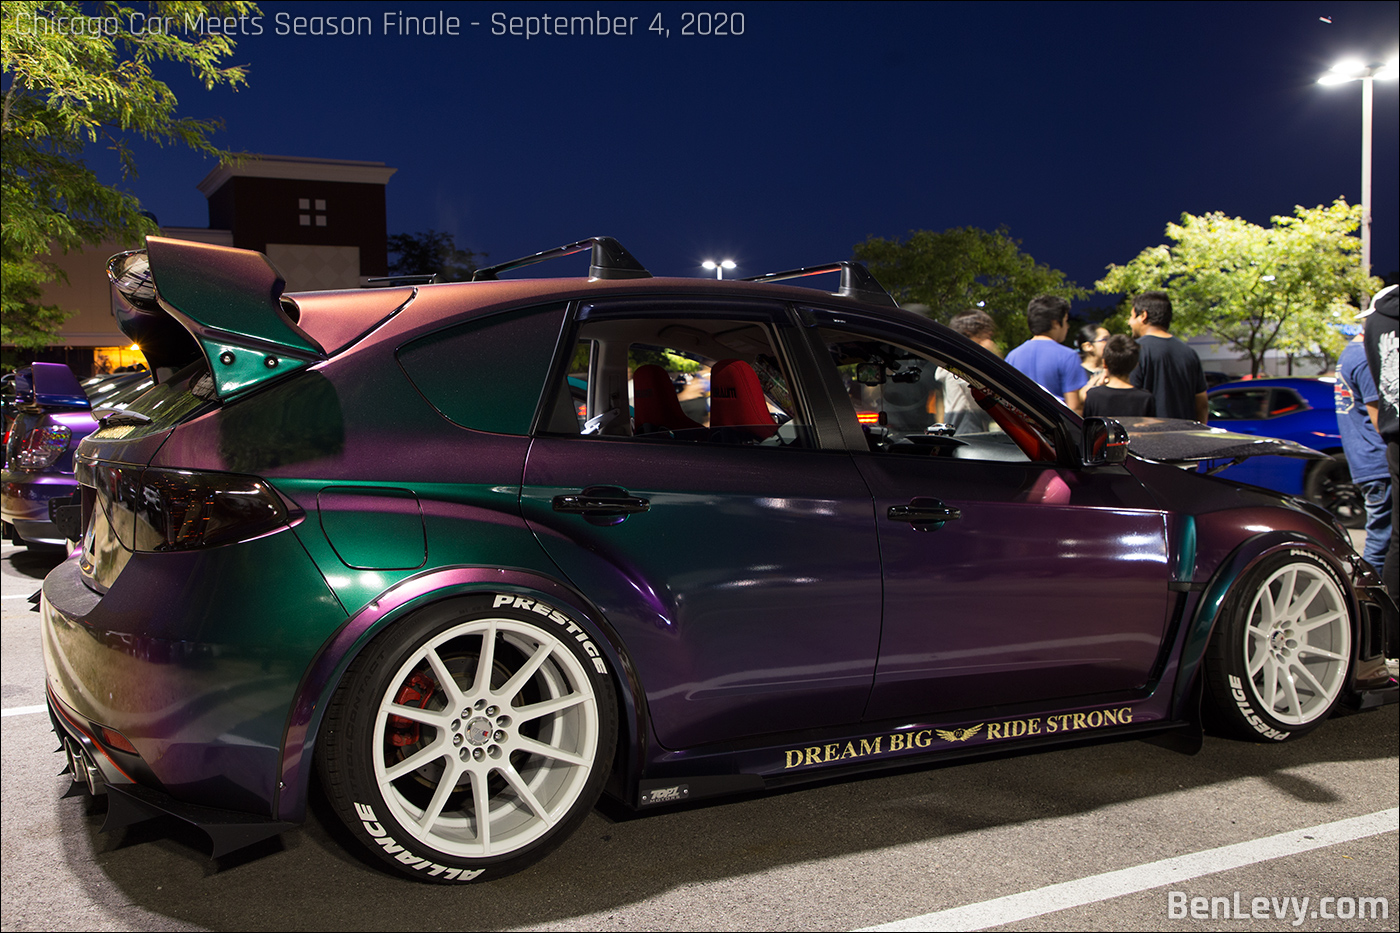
[41,236,1397,884]
[3,366,154,549]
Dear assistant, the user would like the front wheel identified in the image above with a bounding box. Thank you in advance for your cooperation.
[1203,551,1353,742]
[318,594,617,882]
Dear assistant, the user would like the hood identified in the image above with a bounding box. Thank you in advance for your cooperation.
[1115,417,1327,473]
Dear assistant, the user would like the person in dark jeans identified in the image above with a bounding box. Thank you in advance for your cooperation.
[1362,284,1398,599]
[1335,330,1391,573]
[1084,335,1156,418]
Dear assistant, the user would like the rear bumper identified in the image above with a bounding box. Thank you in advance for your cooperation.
[1,472,77,545]
[47,688,296,857]
[40,528,347,821]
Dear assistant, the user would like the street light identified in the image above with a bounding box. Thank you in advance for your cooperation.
[702,259,736,280]
[1318,56,1399,277]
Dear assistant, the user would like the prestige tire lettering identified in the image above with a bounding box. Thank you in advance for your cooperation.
[353,802,484,880]
[1228,675,1289,741]
[492,594,608,673]
[1203,550,1352,743]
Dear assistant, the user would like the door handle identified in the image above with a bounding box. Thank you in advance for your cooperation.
[887,499,961,530]
[552,486,650,524]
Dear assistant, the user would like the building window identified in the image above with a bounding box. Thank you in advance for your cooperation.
[298,198,310,209]
[315,199,326,210]
[299,214,311,226]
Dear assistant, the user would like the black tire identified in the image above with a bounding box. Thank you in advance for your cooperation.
[318,593,618,883]
[1304,451,1366,529]
[1203,550,1353,742]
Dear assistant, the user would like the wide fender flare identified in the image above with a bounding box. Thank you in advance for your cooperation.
[274,565,647,823]
[1170,531,1358,716]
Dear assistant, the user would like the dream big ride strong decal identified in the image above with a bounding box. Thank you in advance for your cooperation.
[781,706,1136,769]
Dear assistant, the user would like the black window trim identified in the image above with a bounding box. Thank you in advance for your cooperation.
[529,296,850,451]
[794,304,1083,465]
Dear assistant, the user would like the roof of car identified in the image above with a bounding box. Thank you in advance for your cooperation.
[287,274,944,355]
[1209,377,1336,408]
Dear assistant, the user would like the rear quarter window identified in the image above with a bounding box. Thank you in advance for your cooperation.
[396,303,568,435]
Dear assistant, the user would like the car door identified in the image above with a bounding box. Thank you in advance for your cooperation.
[519,299,883,750]
[808,312,1173,721]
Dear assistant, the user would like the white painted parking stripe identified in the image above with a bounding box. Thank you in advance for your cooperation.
[2,705,47,718]
[2,592,37,599]
[859,808,1400,932]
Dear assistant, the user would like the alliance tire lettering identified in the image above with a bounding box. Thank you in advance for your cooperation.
[353,801,484,881]
[491,594,607,673]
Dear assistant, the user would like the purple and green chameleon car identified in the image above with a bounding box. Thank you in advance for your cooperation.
[40,235,1396,883]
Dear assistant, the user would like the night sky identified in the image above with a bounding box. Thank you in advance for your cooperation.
[92,1,1399,303]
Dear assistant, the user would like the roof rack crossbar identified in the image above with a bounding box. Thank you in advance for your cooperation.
[742,261,897,307]
[473,236,651,281]
[365,274,436,288]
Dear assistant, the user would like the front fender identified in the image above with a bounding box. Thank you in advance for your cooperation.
[275,565,647,822]
[1171,531,1360,717]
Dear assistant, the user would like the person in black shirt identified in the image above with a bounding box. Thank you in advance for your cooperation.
[1084,335,1156,418]
[1129,292,1209,422]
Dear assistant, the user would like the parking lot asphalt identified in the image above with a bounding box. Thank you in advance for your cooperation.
[2,538,1396,932]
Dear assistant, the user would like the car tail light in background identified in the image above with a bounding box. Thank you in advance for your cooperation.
[17,425,72,470]
[90,464,291,552]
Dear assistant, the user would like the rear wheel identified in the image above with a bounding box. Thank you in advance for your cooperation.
[1204,551,1352,742]
[1304,452,1365,529]
[318,595,617,882]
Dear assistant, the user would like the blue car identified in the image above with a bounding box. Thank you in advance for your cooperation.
[1206,378,1362,528]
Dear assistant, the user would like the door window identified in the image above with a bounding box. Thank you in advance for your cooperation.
[818,328,1057,463]
[541,315,814,448]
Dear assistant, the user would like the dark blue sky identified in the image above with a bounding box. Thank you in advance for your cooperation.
[103,1,1398,296]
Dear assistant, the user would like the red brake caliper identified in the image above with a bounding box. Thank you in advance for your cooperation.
[387,673,436,747]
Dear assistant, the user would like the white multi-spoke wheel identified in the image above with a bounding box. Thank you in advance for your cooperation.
[1205,552,1353,742]
[319,595,617,882]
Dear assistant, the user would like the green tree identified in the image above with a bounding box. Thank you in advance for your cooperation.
[386,230,483,282]
[852,226,1088,348]
[1096,199,1379,376]
[2,0,255,347]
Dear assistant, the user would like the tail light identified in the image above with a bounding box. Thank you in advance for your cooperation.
[17,425,72,470]
[88,463,291,553]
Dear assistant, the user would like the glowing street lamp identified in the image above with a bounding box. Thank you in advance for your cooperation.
[702,259,736,280]
[1318,57,1399,277]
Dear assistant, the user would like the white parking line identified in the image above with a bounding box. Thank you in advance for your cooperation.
[858,808,1400,932]
[1,705,46,718]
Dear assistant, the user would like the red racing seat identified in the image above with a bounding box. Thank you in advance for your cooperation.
[710,359,779,441]
[632,364,703,434]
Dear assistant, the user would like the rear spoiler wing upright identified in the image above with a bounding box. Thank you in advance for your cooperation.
[17,363,89,409]
[108,237,326,399]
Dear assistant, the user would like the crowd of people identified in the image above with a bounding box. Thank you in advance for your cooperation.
[956,286,1396,592]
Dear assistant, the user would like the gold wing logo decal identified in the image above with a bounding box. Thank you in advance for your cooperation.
[935,723,984,743]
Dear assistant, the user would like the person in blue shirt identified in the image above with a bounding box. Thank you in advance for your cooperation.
[1005,295,1087,413]
[1339,322,1392,572]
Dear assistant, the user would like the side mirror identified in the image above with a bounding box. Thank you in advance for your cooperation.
[1083,417,1129,465]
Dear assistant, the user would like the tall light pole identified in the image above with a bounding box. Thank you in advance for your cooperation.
[1318,57,1398,277]
[702,259,736,280]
